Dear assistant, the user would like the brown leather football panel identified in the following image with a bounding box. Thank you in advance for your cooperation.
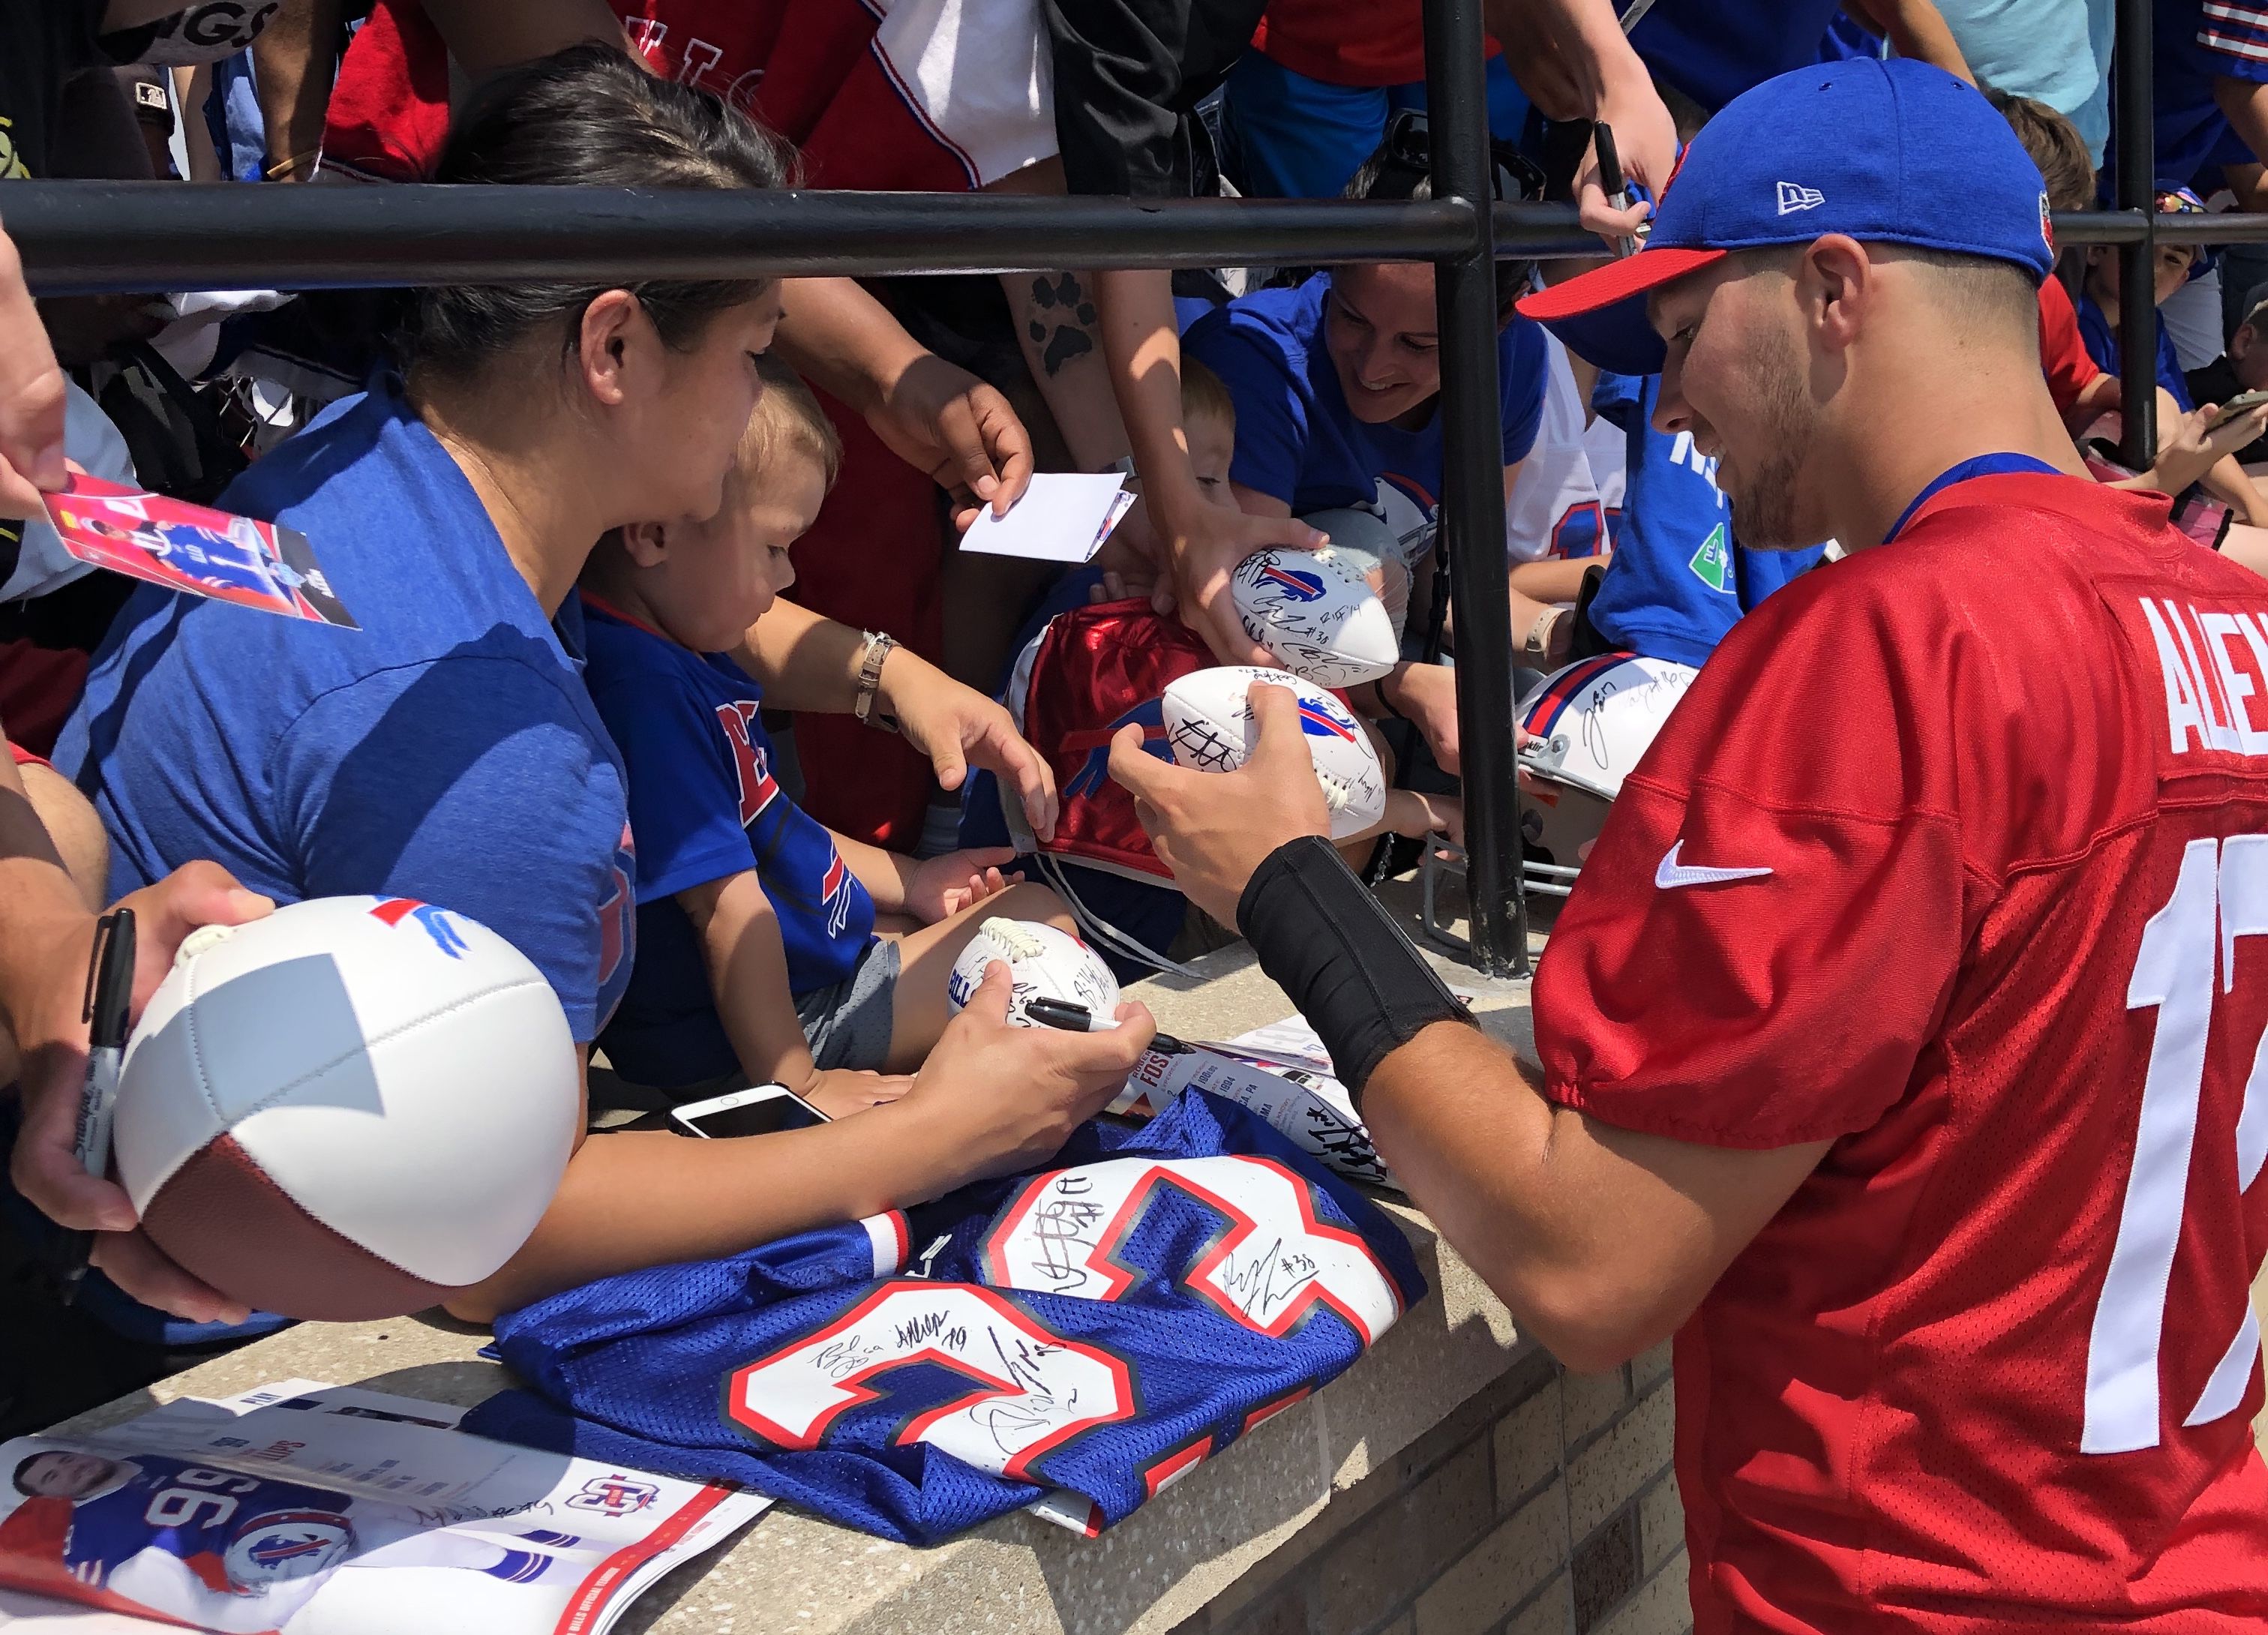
[139,1133,464,1320]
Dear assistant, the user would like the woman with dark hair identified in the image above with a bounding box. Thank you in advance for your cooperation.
[47,46,1147,1332]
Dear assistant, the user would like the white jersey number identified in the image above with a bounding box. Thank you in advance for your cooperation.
[2084,836,2268,1454]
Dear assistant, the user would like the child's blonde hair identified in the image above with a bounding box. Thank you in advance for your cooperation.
[737,355,842,494]
[1181,356,1236,438]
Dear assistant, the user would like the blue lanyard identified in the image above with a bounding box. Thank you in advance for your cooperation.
[1886,453,2062,542]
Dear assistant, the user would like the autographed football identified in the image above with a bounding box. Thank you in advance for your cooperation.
[946,917,1120,1024]
[1229,547,1400,686]
[1160,667,1388,840]
[112,896,579,1320]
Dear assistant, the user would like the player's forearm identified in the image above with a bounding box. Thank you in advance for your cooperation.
[1362,1024,1665,1370]
[446,1102,987,1318]
[772,278,927,422]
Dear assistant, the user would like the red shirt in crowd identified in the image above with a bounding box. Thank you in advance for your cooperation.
[2038,274,2104,423]
[1249,0,1498,89]
[1538,471,2268,1631]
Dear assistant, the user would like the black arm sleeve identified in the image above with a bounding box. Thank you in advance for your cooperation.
[1238,836,1479,1104]
[1040,0,1266,198]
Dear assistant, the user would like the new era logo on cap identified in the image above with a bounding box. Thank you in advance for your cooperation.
[1775,181,1825,215]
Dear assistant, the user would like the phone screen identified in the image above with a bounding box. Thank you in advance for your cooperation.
[674,1093,828,1138]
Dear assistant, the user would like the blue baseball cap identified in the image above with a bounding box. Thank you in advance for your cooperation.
[1518,58,2054,376]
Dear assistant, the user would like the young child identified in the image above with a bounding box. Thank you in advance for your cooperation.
[581,359,1081,1112]
[964,359,1459,971]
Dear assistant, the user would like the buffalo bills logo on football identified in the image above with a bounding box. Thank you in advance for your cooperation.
[1255,565,1327,604]
[1298,700,1358,742]
[368,898,470,959]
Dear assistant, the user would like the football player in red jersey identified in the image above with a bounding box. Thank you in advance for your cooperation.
[1113,57,2268,1634]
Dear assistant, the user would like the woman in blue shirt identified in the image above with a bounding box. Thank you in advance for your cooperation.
[56,45,1151,1329]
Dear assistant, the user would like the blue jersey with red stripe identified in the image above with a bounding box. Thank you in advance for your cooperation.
[582,602,874,1089]
[466,1092,1425,1545]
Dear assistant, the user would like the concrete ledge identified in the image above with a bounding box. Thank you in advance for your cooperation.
[49,885,1683,1635]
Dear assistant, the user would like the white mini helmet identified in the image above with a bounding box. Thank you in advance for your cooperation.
[1514,653,1698,893]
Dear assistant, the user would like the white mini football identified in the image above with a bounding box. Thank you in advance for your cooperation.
[1229,548,1400,686]
[947,917,1120,1025]
[112,895,580,1320]
[1160,667,1388,840]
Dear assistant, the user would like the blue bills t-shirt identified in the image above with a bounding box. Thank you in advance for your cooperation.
[581,602,875,1090]
[1183,272,1549,530]
[2074,288,2195,412]
[56,382,636,1042]
[1584,373,1822,669]
[1623,0,1843,113]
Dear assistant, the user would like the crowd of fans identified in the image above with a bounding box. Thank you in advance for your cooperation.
[2,0,2267,1430]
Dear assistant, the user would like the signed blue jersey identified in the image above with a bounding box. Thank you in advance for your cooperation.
[467,1094,1425,1545]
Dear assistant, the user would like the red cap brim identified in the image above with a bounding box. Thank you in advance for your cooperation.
[1515,246,1726,377]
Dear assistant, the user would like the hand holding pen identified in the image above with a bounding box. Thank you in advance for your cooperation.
[54,908,135,1303]
[1594,122,1639,260]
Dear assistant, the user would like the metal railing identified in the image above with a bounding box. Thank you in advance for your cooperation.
[0,0,2237,975]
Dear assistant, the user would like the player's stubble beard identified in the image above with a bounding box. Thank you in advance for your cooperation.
[1713,319,1820,552]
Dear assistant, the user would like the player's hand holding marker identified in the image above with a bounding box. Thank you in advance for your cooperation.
[1109,681,1332,929]
[10,860,274,1324]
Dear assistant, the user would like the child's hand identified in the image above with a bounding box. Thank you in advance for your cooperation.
[907,847,1021,924]
[806,1069,916,1119]
[1385,790,1463,848]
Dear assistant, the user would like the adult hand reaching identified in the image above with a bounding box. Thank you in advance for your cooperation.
[1108,680,1330,928]
[1137,489,1331,667]
[902,961,1156,1180]
[875,644,1060,842]
[10,861,275,1324]
[1575,71,1679,242]
[0,223,68,518]
[2154,400,2268,496]
[870,353,1036,532]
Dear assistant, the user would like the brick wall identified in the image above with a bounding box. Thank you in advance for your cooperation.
[1172,1342,1686,1635]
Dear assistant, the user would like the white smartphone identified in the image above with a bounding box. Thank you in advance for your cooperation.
[669,1082,830,1138]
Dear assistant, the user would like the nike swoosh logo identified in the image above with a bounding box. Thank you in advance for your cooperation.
[1654,840,1774,890]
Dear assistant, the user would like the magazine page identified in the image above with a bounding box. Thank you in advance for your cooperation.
[0,1381,768,1635]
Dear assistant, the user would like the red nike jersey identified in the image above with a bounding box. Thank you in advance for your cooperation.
[1536,472,2268,1632]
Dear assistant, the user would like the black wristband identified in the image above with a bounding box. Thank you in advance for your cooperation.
[1237,836,1477,1107]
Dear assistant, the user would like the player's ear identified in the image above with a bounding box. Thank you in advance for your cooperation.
[1802,234,1869,354]
[619,521,670,568]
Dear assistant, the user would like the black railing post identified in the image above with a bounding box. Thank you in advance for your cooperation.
[2116,0,2156,468]
[1424,0,1528,978]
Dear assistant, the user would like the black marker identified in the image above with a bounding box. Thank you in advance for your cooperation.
[1594,121,1638,259]
[56,909,136,1303]
[1023,996,1193,1056]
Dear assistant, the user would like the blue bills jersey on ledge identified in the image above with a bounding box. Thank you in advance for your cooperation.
[465,1093,1426,1544]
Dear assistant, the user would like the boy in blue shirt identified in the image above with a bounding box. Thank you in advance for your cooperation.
[581,363,1077,1110]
